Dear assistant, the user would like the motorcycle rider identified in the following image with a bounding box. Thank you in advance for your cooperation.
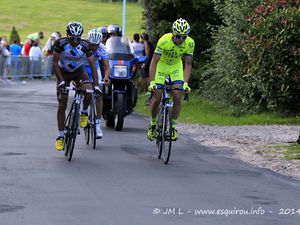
[107,24,122,38]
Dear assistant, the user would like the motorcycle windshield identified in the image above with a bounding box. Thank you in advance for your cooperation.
[106,36,135,61]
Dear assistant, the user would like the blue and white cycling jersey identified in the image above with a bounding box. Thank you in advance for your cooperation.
[84,43,108,81]
[54,37,93,72]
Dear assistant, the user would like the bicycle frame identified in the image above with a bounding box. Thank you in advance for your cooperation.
[84,91,99,149]
[64,86,93,161]
[156,77,174,164]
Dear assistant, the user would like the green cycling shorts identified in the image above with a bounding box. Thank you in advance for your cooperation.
[154,60,183,85]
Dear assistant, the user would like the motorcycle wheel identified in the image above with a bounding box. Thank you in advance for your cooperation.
[106,112,115,128]
[115,93,125,131]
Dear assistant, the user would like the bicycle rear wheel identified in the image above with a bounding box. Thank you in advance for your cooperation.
[67,104,80,161]
[84,119,90,145]
[90,103,97,149]
[162,108,172,164]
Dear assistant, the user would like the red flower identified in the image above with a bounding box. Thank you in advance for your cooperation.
[280,19,288,25]
[278,0,287,5]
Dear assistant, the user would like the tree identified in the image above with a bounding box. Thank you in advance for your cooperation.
[9,26,21,44]
[142,0,221,89]
[203,0,300,114]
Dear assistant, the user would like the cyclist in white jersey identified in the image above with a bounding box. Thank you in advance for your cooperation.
[84,29,110,138]
[53,21,99,151]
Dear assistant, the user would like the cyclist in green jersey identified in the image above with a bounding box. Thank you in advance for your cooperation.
[147,18,195,141]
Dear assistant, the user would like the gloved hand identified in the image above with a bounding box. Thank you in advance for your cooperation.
[183,82,191,93]
[94,85,102,95]
[148,81,157,92]
[103,77,110,85]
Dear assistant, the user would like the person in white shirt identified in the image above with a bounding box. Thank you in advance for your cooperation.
[131,33,144,56]
[29,41,42,75]
[29,41,42,61]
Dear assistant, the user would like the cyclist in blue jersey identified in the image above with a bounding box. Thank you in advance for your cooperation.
[98,26,108,44]
[53,21,99,151]
[84,29,110,138]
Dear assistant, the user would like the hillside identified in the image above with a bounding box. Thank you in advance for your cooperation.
[0,0,143,44]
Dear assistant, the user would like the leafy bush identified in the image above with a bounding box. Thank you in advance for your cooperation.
[242,0,300,113]
[142,0,221,90]
[9,26,21,44]
[203,0,300,114]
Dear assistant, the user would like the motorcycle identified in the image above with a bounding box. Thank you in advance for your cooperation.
[103,36,147,131]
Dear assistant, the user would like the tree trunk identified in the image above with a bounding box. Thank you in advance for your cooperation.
[144,0,152,36]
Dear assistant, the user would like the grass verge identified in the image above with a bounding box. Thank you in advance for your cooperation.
[284,144,300,160]
[135,93,300,126]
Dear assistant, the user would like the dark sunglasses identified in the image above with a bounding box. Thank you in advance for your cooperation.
[68,36,81,42]
[175,35,187,40]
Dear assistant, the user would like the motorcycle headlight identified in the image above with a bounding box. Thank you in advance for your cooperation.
[113,65,127,77]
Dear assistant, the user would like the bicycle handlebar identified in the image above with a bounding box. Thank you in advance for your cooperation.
[146,90,189,103]
[64,86,94,93]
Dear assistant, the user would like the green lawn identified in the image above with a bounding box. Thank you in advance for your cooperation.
[285,144,300,160]
[136,93,300,126]
[0,0,143,45]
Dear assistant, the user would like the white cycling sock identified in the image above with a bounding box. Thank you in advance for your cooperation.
[96,119,101,125]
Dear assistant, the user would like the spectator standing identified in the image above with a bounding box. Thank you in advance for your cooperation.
[42,32,60,56]
[131,33,145,56]
[22,31,44,56]
[9,40,22,56]
[0,38,10,56]
[140,33,154,92]
[9,40,22,75]
[29,41,42,75]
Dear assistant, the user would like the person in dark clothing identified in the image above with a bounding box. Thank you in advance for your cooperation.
[140,33,154,93]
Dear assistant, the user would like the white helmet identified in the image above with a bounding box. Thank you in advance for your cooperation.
[88,29,103,45]
[66,21,84,36]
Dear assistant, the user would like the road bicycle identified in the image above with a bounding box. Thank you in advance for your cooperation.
[149,76,188,164]
[64,85,93,161]
[84,81,105,149]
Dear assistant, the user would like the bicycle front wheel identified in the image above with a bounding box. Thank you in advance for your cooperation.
[156,107,164,159]
[84,126,90,145]
[162,108,172,164]
[67,104,80,161]
[64,104,74,157]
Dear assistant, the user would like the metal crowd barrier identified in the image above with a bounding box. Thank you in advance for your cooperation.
[0,55,53,81]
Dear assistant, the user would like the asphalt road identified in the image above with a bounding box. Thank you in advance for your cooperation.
[0,80,299,225]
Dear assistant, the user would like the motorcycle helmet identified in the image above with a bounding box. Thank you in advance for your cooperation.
[107,24,122,36]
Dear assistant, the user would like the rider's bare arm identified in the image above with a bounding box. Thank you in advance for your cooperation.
[183,55,193,83]
[52,51,64,81]
[149,54,160,82]
[87,55,99,85]
[101,58,110,80]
